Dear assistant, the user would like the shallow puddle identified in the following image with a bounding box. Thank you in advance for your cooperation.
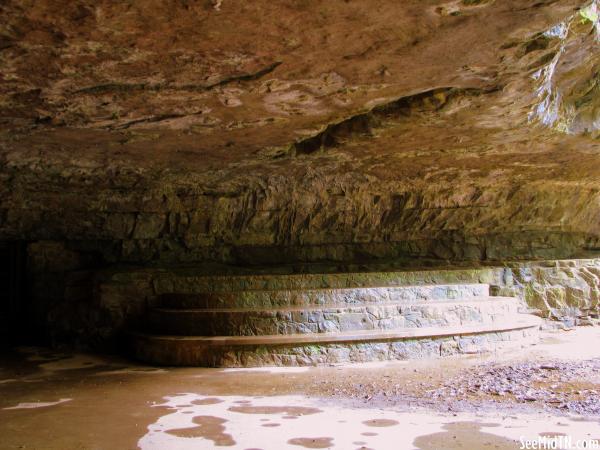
[362,419,399,427]
[3,398,72,410]
[191,398,223,405]
[287,437,334,448]
[228,406,322,416]
[165,415,235,446]
[414,422,516,450]
[139,393,600,449]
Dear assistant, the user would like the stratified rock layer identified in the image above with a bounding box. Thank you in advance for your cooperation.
[0,1,599,349]
[0,0,599,266]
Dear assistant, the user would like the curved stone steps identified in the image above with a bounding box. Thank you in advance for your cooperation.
[147,297,520,336]
[152,268,501,294]
[129,315,542,367]
[159,283,490,309]
[127,267,539,367]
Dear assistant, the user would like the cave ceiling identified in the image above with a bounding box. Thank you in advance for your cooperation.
[0,0,599,263]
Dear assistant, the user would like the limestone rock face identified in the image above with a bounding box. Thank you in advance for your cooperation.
[510,258,600,322]
[1,0,599,265]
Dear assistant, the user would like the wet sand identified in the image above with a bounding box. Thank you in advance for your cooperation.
[1,327,600,449]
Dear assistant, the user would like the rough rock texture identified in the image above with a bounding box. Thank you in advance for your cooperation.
[508,258,600,322]
[130,326,539,367]
[35,258,598,349]
[21,245,598,349]
[146,298,521,336]
[1,1,599,349]
[92,265,506,349]
[1,0,599,266]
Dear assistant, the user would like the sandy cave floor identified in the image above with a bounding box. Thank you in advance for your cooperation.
[2,328,600,449]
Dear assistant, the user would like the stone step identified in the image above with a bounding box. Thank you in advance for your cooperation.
[151,267,502,294]
[159,283,490,309]
[147,297,519,336]
[129,315,542,367]
[124,267,536,367]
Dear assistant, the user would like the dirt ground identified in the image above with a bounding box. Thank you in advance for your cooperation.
[2,327,600,449]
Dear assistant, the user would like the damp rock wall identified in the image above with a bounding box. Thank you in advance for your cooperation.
[1,0,599,268]
[20,244,600,350]
[2,148,600,267]
[1,1,600,347]
[508,259,600,324]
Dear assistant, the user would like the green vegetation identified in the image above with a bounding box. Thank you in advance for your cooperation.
[580,3,598,23]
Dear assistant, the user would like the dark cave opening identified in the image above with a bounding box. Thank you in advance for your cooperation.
[0,241,27,345]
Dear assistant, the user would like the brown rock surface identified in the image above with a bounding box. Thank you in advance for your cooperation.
[0,0,599,264]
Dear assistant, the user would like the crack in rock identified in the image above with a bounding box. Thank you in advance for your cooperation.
[73,61,282,96]
[259,87,494,159]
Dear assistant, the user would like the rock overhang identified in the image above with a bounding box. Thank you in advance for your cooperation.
[0,0,599,264]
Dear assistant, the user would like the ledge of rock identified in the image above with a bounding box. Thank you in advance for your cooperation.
[1,1,599,348]
[1,0,599,266]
